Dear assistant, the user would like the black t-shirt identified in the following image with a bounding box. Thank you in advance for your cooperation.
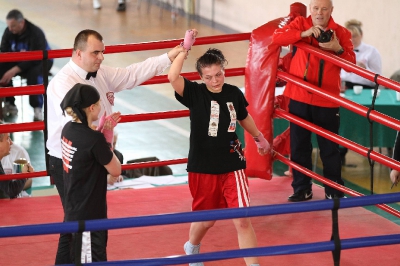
[175,78,248,174]
[61,122,113,221]
[113,149,126,175]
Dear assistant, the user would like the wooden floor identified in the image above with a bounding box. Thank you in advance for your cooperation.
[0,0,399,200]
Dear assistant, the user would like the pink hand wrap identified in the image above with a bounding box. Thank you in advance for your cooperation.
[97,113,106,132]
[97,113,119,147]
[253,132,270,152]
[102,128,114,147]
[181,30,196,50]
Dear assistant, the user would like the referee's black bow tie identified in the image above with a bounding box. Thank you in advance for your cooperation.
[354,49,359,52]
[86,71,97,80]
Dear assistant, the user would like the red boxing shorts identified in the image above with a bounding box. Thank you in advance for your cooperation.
[188,170,250,211]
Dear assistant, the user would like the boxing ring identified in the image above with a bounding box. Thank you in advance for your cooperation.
[1,2,400,265]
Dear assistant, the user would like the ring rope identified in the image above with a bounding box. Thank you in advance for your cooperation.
[274,152,400,217]
[274,108,400,172]
[0,194,399,265]
[1,192,399,238]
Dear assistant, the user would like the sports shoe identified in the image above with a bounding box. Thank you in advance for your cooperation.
[183,241,203,266]
[93,0,101,9]
[18,190,31,198]
[116,2,126,11]
[34,107,43,121]
[325,192,345,200]
[284,170,292,177]
[288,189,313,202]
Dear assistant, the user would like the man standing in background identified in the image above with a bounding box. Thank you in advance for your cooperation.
[272,0,356,201]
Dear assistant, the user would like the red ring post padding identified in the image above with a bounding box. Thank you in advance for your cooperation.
[244,3,306,180]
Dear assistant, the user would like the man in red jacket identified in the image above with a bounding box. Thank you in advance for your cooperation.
[272,0,356,201]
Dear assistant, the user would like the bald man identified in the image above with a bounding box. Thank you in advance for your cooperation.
[272,0,356,201]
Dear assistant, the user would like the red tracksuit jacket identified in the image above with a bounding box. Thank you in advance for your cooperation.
[272,16,356,107]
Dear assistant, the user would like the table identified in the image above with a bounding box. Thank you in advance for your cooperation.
[274,89,400,148]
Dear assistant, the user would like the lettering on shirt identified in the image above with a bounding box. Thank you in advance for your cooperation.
[61,137,77,173]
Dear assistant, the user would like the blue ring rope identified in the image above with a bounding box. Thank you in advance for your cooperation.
[64,234,400,265]
[0,193,399,238]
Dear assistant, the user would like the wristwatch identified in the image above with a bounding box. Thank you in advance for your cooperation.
[336,48,344,55]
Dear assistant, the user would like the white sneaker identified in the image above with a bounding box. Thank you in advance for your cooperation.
[183,241,203,266]
[93,0,101,9]
[34,107,43,121]
[18,190,31,198]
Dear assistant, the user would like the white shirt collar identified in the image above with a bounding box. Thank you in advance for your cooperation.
[68,59,90,80]
[354,42,365,51]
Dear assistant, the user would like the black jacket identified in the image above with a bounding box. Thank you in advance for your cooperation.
[0,19,51,72]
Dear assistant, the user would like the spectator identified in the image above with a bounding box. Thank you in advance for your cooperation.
[390,132,400,187]
[1,141,32,197]
[340,19,382,90]
[272,0,356,201]
[339,19,383,165]
[169,31,269,265]
[0,9,53,121]
[387,69,400,88]
[46,28,184,264]
[93,0,126,11]
[60,83,121,263]
[0,131,34,199]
